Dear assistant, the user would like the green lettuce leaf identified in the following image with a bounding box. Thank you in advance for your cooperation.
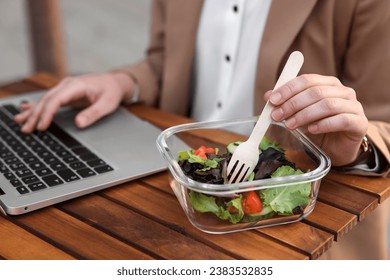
[189,191,244,224]
[178,149,224,171]
[261,165,310,214]
[259,136,284,152]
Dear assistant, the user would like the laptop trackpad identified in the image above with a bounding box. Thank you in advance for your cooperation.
[53,107,166,172]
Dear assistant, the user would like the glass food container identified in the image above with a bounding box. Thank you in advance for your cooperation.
[156,117,331,234]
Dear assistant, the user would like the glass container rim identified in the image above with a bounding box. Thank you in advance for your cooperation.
[156,116,331,195]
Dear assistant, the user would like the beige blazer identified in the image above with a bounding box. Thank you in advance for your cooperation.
[119,0,390,259]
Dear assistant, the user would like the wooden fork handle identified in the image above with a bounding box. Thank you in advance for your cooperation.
[250,51,304,145]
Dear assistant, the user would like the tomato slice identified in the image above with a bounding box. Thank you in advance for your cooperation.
[194,146,216,160]
[242,191,263,214]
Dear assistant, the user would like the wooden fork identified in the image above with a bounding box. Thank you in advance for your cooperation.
[226,51,304,183]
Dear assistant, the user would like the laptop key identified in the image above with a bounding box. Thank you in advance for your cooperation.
[69,161,86,170]
[4,172,16,180]
[28,182,46,191]
[6,139,21,148]
[57,169,80,182]
[5,157,21,165]
[87,159,106,167]
[76,168,96,178]
[0,150,13,159]
[0,165,9,173]
[80,153,98,161]
[63,155,78,164]
[31,143,47,153]
[48,123,82,148]
[16,186,30,194]
[28,182,46,192]
[42,174,63,187]
[23,155,40,164]
[29,161,46,170]
[36,132,57,145]
[56,150,72,158]
[36,149,52,158]
[10,144,26,153]
[19,134,35,143]
[22,175,40,185]
[71,147,90,155]
[94,165,114,174]
[43,156,60,165]
[15,168,33,178]
[50,162,67,171]
[36,168,53,177]
[18,150,34,158]
[9,162,26,171]
[2,104,20,115]
[10,178,23,187]
[50,144,65,153]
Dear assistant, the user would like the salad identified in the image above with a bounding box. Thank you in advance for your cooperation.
[177,138,311,224]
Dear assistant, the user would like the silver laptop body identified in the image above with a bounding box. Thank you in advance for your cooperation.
[0,91,167,215]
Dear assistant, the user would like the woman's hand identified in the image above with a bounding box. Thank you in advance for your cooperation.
[264,74,368,166]
[14,72,135,133]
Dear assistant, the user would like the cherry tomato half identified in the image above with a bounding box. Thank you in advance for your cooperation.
[242,191,263,214]
[194,146,216,160]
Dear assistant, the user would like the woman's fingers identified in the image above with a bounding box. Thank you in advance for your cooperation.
[283,97,364,129]
[263,73,369,166]
[15,77,94,133]
[74,95,121,128]
[264,73,364,134]
[307,113,368,136]
[35,82,97,131]
[268,74,344,105]
[14,105,33,124]
[271,85,357,122]
[13,73,132,134]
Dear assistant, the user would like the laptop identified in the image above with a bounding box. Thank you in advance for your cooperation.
[0,90,172,215]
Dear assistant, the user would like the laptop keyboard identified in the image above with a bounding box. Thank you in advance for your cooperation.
[0,104,114,195]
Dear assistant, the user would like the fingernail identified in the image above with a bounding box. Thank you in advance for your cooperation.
[21,124,29,133]
[309,124,318,133]
[285,117,296,129]
[271,108,284,120]
[270,92,281,104]
[77,115,88,128]
[37,121,45,131]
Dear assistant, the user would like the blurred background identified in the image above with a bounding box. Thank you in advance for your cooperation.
[0,0,150,84]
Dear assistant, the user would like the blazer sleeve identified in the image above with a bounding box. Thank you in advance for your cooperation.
[339,0,390,177]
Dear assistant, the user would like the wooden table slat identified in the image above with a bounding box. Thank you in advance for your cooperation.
[318,180,378,221]
[59,193,234,260]
[326,172,390,203]
[303,201,357,241]
[257,222,333,260]
[0,82,42,95]
[0,89,17,99]
[23,72,59,89]
[0,216,74,260]
[141,172,174,195]
[13,207,153,260]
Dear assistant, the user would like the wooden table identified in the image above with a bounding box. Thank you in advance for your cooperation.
[1,73,390,260]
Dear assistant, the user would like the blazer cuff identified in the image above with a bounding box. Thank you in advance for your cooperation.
[332,138,390,176]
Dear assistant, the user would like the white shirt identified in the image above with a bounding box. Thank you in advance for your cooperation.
[191,0,272,121]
